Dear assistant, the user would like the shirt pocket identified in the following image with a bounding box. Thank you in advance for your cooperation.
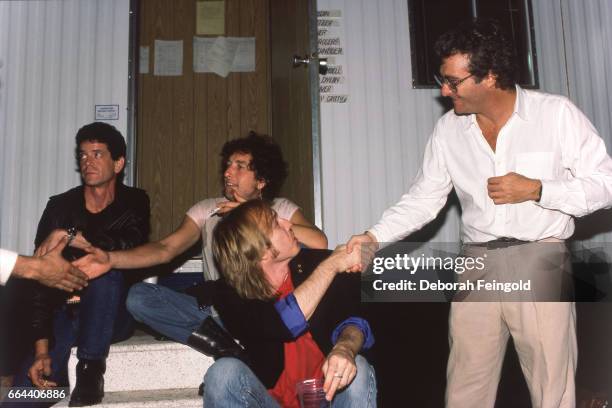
[515,152,554,180]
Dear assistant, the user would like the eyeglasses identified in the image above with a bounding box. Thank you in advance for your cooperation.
[433,73,473,93]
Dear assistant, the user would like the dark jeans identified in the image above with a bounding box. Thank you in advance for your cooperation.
[13,269,133,389]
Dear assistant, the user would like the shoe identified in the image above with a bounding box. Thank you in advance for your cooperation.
[187,317,248,363]
[198,382,204,396]
[68,359,106,407]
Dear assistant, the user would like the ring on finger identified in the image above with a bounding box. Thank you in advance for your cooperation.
[333,372,343,378]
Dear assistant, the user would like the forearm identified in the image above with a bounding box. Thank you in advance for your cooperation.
[332,325,364,357]
[321,323,366,401]
[292,224,328,249]
[293,259,337,320]
[12,256,41,280]
[109,241,175,269]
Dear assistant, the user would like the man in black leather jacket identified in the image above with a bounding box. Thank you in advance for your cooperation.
[12,122,150,407]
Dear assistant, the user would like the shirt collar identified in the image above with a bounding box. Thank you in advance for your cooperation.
[513,84,530,121]
[460,84,529,130]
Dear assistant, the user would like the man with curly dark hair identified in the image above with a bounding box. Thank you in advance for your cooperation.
[434,19,517,91]
[75,131,327,347]
[347,19,612,408]
[219,131,288,201]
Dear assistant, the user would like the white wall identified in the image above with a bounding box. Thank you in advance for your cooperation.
[0,0,130,254]
[318,0,454,247]
[318,0,612,247]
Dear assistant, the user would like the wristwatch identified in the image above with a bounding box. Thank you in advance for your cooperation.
[66,227,77,245]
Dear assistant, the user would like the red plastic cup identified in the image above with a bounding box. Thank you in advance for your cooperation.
[296,378,331,408]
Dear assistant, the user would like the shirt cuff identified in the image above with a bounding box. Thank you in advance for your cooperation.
[536,179,562,208]
[0,249,19,286]
[331,317,375,350]
[274,293,308,337]
[366,228,394,250]
[367,228,383,243]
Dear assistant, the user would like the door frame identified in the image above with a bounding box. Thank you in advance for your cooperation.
[308,0,323,228]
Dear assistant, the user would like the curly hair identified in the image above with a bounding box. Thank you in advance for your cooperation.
[220,131,288,200]
[434,19,517,90]
[212,200,278,301]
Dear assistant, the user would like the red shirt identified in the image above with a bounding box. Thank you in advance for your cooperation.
[268,275,326,408]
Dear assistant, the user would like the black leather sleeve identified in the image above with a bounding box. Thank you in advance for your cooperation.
[31,199,66,342]
[33,198,64,249]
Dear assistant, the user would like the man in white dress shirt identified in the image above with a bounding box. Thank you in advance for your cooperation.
[0,239,87,291]
[347,19,612,408]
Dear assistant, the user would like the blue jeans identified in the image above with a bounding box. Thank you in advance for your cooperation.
[14,269,133,388]
[203,355,377,408]
[126,282,213,344]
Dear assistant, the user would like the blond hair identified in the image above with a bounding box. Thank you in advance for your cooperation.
[212,200,278,300]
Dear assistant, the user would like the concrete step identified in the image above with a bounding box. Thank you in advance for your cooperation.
[53,387,201,407]
[67,334,214,393]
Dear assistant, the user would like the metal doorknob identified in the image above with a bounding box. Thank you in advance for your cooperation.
[293,54,329,75]
[293,54,311,67]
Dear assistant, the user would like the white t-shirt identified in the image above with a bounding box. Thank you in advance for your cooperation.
[186,197,299,281]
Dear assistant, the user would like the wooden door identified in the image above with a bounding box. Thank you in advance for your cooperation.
[136,0,319,239]
[137,0,271,240]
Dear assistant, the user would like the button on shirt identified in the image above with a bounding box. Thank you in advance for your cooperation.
[369,86,612,243]
[0,248,19,285]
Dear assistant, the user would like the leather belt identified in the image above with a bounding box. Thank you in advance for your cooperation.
[468,237,529,249]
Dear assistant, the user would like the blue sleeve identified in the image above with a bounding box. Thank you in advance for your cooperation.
[331,317,375,350]
[274,293,308,337]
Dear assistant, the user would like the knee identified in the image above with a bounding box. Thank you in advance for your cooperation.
[87,269,124,292]
[94,268,123,283]
[342,355,377,405]
[203,358,249,398]
[126,283,155,318]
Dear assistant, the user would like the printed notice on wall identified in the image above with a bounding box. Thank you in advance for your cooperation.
[206,36,235,77]
[196,1,225,35]
[95,105,119,121]
[139,46,149,74]
[193,37,215,72]
[154,40,183,76]
[193,36,255,76]
[318,10,348,104]
[232,37,256,72]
